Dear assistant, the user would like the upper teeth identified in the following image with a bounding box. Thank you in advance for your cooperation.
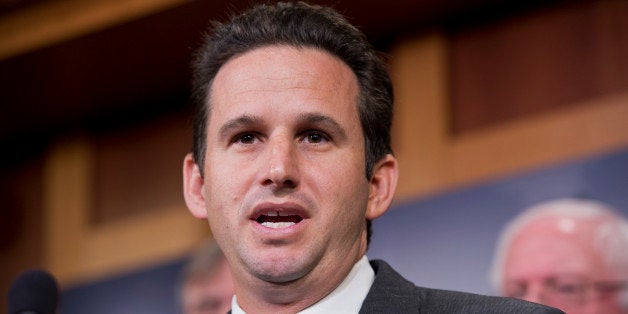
[264,211,293,217]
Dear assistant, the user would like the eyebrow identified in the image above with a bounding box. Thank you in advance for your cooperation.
[218,114,262,140]
[297,112,347,141]
[217,112,348,141]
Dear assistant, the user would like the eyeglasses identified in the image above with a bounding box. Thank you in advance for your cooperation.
[504,277,628,305]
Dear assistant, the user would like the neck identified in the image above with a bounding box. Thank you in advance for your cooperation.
[234,245,367,313]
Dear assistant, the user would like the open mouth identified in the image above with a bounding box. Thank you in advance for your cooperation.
[255,211,304,228]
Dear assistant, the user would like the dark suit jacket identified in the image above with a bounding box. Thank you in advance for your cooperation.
[227,259,564,313]
[359,259,564,313]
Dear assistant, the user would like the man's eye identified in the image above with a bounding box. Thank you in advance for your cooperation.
[553,282,584,295]
[236,133,256,144]
[304,131,328,144]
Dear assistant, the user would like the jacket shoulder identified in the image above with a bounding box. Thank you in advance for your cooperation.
[419,287,563,314]
[360,260,563,314]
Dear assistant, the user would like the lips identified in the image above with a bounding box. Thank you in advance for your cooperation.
[251,203,307,229]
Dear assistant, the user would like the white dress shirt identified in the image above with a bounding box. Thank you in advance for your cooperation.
[231,255,374,314]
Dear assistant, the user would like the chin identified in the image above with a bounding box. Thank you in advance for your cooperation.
[245,252,316,284]
[256,268,306,283]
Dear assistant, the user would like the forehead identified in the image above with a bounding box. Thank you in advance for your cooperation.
[207,45,360,126]
[503,216,608,279]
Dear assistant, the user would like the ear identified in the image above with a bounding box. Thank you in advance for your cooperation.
[183,153,208,219]
[365,154,398,220]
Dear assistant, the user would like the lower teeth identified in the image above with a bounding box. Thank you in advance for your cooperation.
[261,222,295,228]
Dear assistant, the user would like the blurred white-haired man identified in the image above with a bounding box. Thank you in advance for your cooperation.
[491,198,628,314]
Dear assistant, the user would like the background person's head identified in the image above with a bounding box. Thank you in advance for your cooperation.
[179,240,234,314]
[491,198,628,313]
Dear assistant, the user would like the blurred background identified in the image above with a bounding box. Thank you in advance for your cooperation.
[1,0,628,313]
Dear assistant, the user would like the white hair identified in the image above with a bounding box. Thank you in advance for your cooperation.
[490,198,628,294]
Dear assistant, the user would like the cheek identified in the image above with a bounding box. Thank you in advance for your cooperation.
[312,156,362,194]
[202,172,239,228]
[202,154,259,227]
[314,161,369,220]
[204,154,252,197]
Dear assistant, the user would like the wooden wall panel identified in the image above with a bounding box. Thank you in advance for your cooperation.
[43,134,209,287]
[392,34,628,201]
[0,0,193,60]
[391,34,451,198]
[91,114,191,224]
[448,0,628,133]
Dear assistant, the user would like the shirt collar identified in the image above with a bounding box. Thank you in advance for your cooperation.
[231,255,374,314]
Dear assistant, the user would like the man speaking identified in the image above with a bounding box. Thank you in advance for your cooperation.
[182,2,562,313]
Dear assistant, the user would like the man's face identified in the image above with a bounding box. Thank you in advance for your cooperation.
[501,217,626,314]
[184,46,395,297]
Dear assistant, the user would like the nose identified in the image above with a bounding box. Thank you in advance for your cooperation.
[261,136,299,190]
